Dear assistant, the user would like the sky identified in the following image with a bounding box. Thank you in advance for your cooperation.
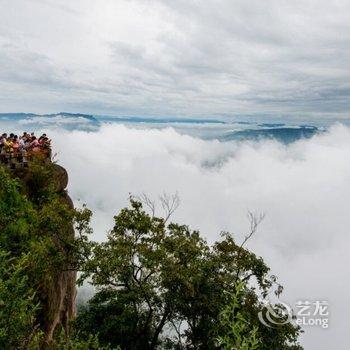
[1,0,350,120]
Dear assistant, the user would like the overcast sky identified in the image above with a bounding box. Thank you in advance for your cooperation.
[1,0,350,120]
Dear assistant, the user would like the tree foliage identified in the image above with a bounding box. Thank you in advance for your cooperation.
[0,164,92,348]
[217,281,261,350]
[77,198,302,350]
[0,161,302,350]
[0,250,39,349]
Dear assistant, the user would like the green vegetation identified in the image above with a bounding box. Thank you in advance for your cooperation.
[0,251,39,348]
[0,162,303,349]
[0,163,94,349]
[217,281,260,350]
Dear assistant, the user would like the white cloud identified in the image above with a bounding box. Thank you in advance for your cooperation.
[1,119,348,347]
[24,122,347,349]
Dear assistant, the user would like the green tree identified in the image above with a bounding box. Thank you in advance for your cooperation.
[0,162,302,350]
[48,328,115,350]
[78,198,302,350]
[0,163,93,347]
[0,251,39,349]
[217,281,261,350]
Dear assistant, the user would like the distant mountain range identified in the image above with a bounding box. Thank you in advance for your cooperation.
[0,112,98,122]
[0,112,322,143]
[0,113,223,124]
[220,126,319,143]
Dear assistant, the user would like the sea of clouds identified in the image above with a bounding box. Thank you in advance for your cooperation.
[3,121,350,349]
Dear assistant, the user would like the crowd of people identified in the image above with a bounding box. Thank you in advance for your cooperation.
[0,132,51,167]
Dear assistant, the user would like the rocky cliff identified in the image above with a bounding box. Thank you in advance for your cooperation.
[44,164,77,342]
[12,162,77,343]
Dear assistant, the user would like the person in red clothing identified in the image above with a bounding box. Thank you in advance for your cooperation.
[30,136,40,152]
[12,135,20,156]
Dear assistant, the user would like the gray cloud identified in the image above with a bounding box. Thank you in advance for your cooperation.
[1,0,350,117]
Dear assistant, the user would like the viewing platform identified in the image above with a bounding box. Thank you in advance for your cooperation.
[0,151,52,169]
[0,132,52,169]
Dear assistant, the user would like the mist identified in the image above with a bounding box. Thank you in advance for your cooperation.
[5,121,349,349]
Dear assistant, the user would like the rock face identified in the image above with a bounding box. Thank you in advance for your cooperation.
[10,161,78,342]
[44,260,77,342]
[44,164,77,342]
[52,164,69,192]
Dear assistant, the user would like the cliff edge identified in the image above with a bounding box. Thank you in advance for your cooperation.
[11,162,77,343]
[44,164,77,342]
